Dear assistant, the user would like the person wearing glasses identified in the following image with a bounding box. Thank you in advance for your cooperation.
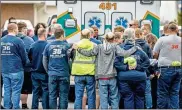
[91,26,104,43]
[16,22,35,109]
[129,20,139,29]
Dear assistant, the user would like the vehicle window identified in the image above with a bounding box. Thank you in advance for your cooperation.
[84,12,106,36]
[111,12,133,31]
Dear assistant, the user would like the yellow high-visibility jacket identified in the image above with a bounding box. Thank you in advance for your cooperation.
[72,39,95,76]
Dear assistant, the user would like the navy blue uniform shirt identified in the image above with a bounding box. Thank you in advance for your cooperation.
[43,40,71,77]
[32,35,38,41]
[1,35,29,74]
[114,41,150,81]
[29,40,48,73]
[17,33,34,72]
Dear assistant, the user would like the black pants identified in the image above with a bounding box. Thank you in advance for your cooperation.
[151,76,158,109]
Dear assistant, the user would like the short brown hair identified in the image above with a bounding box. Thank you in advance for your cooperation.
[145,33,157,49]
[7,23,18,33]
[38,28,46,37]
[17,22,27,32]
[114,32,122,39]
[114,26,125,33]
[135,28,143,38]
[54,28,64,39]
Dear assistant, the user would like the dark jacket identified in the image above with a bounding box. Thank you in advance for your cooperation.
[90,38,102,45]
[32,35,38,41]
[135,39,152,59]
[94,36,104,43]
[28,40,48,74]
[17,33,35,72]
[2,30,8,37]
[135,39,153,76]
[114,41,150,81]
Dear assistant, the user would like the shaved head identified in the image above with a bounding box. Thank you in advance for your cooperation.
[7,23,18,34]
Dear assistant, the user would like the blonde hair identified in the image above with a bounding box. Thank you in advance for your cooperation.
[114,26,125,33]
[143,24,152,32]
[88,28,94,34]
[135,28,143,39]
[114,32,122,39]
[81,29,90,39]
[105,32,115,42]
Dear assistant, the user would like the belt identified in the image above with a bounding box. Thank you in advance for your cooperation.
[159,66,182,68]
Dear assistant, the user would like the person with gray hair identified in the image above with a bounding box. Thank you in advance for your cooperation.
[46,23,64,43]
[123,28,135,41]
[73,32,138,109]
[114,28,150,109]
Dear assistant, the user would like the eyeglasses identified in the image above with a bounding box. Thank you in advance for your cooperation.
[94,29,98,32]
[130,24,138,27]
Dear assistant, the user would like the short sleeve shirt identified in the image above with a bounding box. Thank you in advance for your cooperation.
[153,35,181,66]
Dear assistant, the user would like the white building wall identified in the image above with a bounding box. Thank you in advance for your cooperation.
[35,5,57,26]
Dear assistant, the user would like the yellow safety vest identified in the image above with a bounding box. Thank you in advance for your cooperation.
[72,39,95,76]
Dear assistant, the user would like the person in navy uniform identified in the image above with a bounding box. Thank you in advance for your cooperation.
[32,23,46,41]
[16,22,35,109]
[114,28,150,109]
[153,23,182,109]
[43,28,72,109]
[1,17,17,37]
[91,26,104,43]
[1,23,29,109]
[46,23,68,43]
[28,28,49,109]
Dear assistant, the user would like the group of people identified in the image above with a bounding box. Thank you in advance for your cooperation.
[0,17,182,109]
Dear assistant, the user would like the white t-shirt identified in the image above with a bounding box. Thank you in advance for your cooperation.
[153,35,181,66]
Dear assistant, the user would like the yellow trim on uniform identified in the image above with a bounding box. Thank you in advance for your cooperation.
[57,11,81,39]
[57,11,69,19]
[143,10,160,20]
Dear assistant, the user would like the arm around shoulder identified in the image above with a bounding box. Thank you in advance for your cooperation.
[116,45,137,57]
[77,45,99,57]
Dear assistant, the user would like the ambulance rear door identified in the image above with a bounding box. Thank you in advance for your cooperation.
[81,1,109,37]
[108,0,136,31]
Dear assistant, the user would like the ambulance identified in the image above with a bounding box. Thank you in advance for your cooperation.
[56,0,161,43]
[56,0,161,100]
